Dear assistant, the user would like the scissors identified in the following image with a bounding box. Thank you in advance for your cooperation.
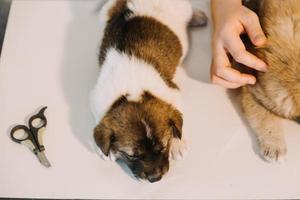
[10,106,51,168]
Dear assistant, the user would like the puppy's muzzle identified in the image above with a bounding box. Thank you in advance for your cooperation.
[131,162,167,183]
[145,169,163,183]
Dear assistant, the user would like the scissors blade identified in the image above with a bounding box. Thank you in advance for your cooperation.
[36,151,51,168]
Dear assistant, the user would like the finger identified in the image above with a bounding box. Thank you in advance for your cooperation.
[211,75,244,89]
[214,64,256,85]
[212,46,257,84]
[240,8,267,46]
[223,34,267,71]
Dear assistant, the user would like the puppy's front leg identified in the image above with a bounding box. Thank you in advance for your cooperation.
[170,138,187,160]
[168,112,187,160]
[189,9,208,27]
[241,88,287,163]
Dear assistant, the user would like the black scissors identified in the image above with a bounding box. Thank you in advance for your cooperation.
[10,106,51,168]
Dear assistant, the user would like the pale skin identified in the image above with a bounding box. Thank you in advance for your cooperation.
[211,0,267,88]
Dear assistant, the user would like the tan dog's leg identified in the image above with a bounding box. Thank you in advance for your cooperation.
[241,88,287,163]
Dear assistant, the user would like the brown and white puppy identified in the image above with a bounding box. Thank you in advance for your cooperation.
[90,0,207,182]
[238,0,300,162]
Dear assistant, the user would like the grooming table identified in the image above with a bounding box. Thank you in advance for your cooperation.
[1,0,300,198]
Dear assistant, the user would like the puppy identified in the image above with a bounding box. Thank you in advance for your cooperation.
[238,0,300,162]
[90,0,207,182]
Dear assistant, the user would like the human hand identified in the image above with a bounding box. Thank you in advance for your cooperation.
[211,0,267,88]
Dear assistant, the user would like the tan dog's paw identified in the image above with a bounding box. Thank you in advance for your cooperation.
[170,138,187,160]
[189,9,208,27]
[259,136,287,163]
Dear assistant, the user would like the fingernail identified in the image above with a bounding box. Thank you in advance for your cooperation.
[261,67,268,72]
[255,35,266,45]
[261,63,268,72]
[248,79,256,85]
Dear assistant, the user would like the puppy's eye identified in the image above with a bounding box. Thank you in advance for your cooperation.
[154,146,165,154]
[139,154,146,160]
[120,151,138,161]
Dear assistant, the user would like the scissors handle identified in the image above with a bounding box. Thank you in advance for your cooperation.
[29,106,47,130]
[10,125,32,143]
[10,107,48,151]
[28,107,47,149]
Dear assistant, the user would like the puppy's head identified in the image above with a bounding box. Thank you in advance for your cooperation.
[94,91,182,183]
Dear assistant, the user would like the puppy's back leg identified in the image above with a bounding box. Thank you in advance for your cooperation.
[188,9,208,28]
[241,87,287,162]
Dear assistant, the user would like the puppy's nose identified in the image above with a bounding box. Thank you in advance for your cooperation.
[147,173,162,183]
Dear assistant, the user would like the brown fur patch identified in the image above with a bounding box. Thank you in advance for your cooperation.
[99,1,182,89]
[120,16,183,89]
[94,91,182,180]
[98,0,129,66]
[95,91,182,155]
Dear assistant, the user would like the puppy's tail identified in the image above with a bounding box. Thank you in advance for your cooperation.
[96,0,129,24]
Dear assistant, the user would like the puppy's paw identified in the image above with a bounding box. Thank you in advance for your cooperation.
[189,9,208,27]
[170,138,188,160]
[94,143,116,161]
[259,136,287,163]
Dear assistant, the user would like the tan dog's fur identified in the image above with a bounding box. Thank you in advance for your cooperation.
[240,0,300,162]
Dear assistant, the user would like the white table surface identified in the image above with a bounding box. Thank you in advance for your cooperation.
[1,0,300,199]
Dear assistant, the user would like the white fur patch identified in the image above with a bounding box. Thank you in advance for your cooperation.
[142,119,152,140]
[170,138,188,160]
[90,48,183,125]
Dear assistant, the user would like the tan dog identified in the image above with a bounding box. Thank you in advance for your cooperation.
[239,0,300,162]
[90,0,207,182]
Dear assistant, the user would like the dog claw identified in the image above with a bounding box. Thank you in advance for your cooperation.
[259,137,287,163]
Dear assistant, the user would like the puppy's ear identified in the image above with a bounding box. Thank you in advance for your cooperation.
[111,95,128,110]
[94,124,115,156]
[169,112,183,139]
